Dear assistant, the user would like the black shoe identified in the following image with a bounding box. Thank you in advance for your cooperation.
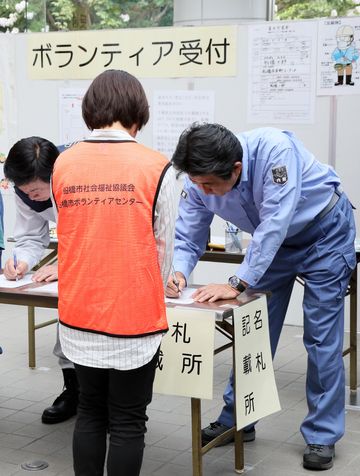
[303,444,335,470]
[42,368,79,424]
[201,421,255,447]
[41,388,78,424]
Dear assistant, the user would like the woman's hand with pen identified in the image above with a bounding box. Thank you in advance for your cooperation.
[3,257,29,281]
[165,269,186,298]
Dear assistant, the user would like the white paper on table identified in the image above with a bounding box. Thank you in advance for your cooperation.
[25,281,58,294]
[0,274,34,288]
[165,286,197,305]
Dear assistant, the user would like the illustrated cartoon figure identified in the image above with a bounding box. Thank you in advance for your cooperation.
[332,25,359,86]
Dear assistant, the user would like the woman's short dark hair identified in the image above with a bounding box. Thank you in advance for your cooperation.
[172,123,243,180]
[82,69,149,131]
[4,137,59,186]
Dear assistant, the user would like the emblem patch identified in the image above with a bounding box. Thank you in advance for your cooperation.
[181,189,188,199]
[272,166,288,185]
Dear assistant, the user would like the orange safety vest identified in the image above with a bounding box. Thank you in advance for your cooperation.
[52,140,170,337]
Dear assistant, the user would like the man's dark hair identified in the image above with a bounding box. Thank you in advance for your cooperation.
[82,69,149,131]
[4,137,59,186]
[172,123,243,180]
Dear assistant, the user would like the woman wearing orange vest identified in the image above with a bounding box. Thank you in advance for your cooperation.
[51,70,177,476]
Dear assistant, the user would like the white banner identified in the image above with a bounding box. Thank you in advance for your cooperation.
[154,307,215,399]
[28,26,237,80]
[234,295,281,429]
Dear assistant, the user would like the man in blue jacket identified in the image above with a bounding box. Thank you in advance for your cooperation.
[166,123,356,471]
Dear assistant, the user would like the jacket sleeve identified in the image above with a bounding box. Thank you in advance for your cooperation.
[153,166,178,287]
[13,194,51,271]
[173,177,214,280]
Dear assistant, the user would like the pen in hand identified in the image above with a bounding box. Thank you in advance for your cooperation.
[171,266,181,293]
[13,251,18,281]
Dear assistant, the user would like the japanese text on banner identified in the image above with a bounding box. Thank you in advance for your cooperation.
[28,25,237,80]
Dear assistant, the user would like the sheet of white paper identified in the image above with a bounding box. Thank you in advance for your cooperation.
[248,21,317,124]
[165,286,197,305]
[153,90,214,159]
[59,88,88,144]
[210,235,225,246]
[0,274,34,288]
[26,281,58,294]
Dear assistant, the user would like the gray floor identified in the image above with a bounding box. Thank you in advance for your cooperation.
[0,304,359,476]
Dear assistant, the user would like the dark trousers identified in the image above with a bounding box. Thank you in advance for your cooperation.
[73,349,159,476]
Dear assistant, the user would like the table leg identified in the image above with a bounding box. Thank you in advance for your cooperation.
[28,306,35,368]
[234,429,244,473]
[191,398,202,476]
[232,315,245,474]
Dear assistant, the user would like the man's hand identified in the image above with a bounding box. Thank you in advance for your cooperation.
[166,271,186,298]
[4,258,29,280]
[192,284,240,303]
[32,264,58,282]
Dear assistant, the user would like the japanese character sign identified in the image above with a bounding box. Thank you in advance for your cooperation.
[28,25,237,80]
[234,295,281,429]
[153,307,215,399]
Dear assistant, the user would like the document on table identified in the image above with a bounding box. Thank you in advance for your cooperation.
[165,286,197,305]
[0,274,34,288]
[25,281,58,294]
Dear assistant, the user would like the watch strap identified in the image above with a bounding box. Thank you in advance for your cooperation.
[228,275,246,293]
[235,281,246,293]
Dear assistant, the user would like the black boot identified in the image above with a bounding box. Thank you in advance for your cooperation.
[334,75,343,86]
[42,368,79,424]
[346,74,354,85]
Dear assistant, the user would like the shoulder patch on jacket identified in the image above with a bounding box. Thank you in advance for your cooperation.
[272,166,288,185]
[181,189,188,199]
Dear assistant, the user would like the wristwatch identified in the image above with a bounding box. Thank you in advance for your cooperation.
[228,275,246,293]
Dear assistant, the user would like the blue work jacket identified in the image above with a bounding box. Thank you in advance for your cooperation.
[174,127,340,287]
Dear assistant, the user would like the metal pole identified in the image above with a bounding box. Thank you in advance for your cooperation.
[25,0,28,32]
[266,0,275,21]
[328,95,337,169]
[28,306,36,368]
[191,398,203,476]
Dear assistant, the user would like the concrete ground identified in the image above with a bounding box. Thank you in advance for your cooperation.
[0,304,359,475]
